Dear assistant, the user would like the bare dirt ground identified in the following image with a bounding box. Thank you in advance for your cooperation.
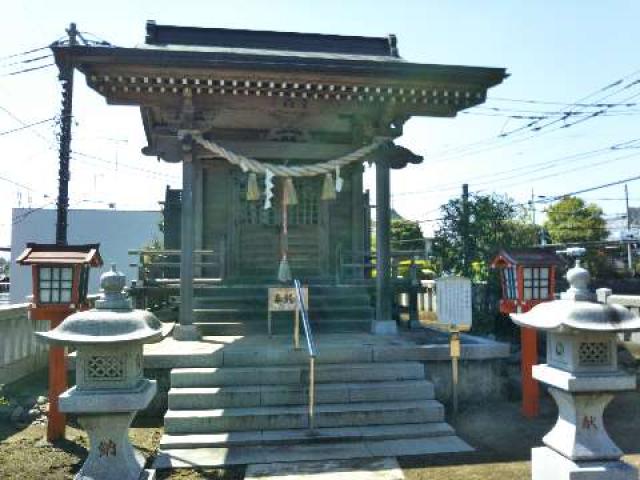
[2,370,640,479]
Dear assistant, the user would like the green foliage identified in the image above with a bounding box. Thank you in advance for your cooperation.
[544,196,607,244]
[434,193,538,281]
[395,259,438,280]
[543,197,610,278]
[390,219,425,252]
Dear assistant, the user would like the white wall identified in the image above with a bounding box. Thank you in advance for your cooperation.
[10,208,161,303]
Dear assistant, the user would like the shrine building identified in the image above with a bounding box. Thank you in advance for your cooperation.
[50,22,508,467]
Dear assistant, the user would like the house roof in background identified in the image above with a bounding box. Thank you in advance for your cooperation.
[491,248,565,268]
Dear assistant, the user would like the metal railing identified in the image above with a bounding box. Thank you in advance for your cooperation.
[335,246,429,284]
[128,245,225,284]
[293,279,317,432]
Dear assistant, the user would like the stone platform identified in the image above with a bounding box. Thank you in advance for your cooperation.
[141,332,508,469]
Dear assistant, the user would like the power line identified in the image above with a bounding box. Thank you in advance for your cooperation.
[392,138,640,198]
[0,173,42,192]
[490,96,640,108]
[0,46,49,62]
[0,54,53,69]
[426,68,640,163]
[539,173,640,203]
[0,104,57,147]
[0,117,55,136]
[0,63,54,78]
[72,151,180,181]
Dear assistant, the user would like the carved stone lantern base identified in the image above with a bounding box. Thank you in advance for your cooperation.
[533,447,637,480]
[59,379,157,480]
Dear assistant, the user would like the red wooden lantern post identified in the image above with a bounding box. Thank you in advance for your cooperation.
[491,249,563,418]
[17,243,102,441]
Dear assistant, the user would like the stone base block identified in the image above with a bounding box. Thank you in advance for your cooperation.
[372,321,398,335]
[173,324,202,341]
[532,447,638,480]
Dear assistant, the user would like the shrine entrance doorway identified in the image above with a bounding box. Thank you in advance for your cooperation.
[231,173,329,282]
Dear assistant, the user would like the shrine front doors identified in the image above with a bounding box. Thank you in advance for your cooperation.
[230,174,328,281]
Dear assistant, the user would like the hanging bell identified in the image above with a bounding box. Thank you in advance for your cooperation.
[283,177,298,206]
[321,172,337,200]
[246,172,261,201]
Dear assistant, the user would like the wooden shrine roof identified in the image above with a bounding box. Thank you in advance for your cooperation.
[16,243,103,267]
[491,248,565,269]
[53,22,507,107]
[51,22,508,164]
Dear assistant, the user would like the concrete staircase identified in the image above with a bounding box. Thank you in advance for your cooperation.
[193,285,374,335]
[153,336,472,469]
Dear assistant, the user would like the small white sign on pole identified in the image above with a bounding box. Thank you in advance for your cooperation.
[436,276,472,331]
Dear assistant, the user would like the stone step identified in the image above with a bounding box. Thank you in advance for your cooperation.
[164,400,445,434]
[170,362,425,388]
[193,285,371,298]
[194,319,371,336]
[159,422,455,449]
[157,341,426,368]
[153,434,472,468]
[168,380,435,409]
[193,306,374,322]
[193,295,372,308]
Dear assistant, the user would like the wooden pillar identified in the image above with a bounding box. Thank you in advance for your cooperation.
[351,165,365,280]
[373,158,396,334]
[47,313,68,442]
[174,138,200,340]
[193,157,204,278]
[517,266,539,417]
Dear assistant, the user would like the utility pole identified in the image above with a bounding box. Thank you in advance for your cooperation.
[625,184,633,272]
[531,189,536,226]
[55,23,78,246]
[461,183,471,277]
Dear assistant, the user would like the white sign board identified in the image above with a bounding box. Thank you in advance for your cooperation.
[268,287,308,312]
[436,276,472,330]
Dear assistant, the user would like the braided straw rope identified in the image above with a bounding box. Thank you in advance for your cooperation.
[192,132,389,177]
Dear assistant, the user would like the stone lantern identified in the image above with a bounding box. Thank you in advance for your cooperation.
[36,265,162,480]
[510,256,640,479]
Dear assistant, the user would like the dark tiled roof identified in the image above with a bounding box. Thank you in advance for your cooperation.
[145,21,399,58]
[492,248,564,267]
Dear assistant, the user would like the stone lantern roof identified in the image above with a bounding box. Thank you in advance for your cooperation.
[510,260,640,333]
[36,265,162,346]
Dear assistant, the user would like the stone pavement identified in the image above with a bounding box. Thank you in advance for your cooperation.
[245,457,404,480]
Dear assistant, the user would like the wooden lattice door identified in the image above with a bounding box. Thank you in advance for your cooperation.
[231,173,327,280]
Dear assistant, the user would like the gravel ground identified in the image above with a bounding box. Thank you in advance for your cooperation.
[3,371,640,479]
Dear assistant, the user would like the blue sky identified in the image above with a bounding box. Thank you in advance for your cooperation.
[1,0,639,247]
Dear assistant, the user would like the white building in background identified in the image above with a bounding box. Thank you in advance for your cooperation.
[10,208,161,303]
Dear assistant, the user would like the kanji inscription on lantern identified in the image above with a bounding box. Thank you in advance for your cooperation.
[99,439,117,457]
[436,276,472,330]
[268,287,308,312]
[582,415,598,430]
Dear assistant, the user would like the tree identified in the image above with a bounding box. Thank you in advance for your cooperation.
[434,193,538,280]
[390,219,425,252]
[544,196,607,244]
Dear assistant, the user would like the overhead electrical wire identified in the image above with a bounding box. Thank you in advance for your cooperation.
[0,54,53,69]
[391,137,640,198]
[423,67,640,163]
[0,117,55,136]
[0,46,49,62]
[0,63,55,77]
